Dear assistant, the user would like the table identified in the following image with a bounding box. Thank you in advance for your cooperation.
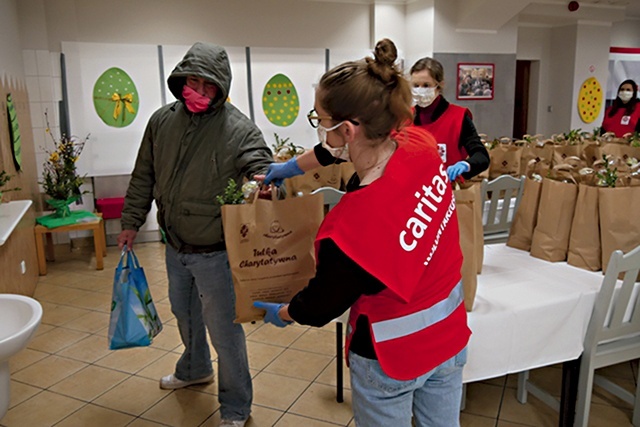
[34,213,106,275]
[464,243,605,426]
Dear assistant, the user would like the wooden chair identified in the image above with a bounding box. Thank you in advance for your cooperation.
[480,175,524,244]
[517,244,640,427]
[310,187,347,403]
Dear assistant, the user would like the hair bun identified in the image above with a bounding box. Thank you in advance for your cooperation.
[374,38,398,67]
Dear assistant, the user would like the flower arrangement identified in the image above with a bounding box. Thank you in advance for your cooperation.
[272,133,305,162]
[40,112,89,202]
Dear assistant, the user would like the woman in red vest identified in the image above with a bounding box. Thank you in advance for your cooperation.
[263,59,489,185]
[409,57,489,181]
[601,79,640,137]
[255,39,471,427]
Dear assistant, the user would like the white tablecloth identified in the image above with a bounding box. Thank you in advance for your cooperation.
[463,244,604,383]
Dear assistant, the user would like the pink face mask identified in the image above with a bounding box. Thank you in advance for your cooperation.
[182,85,212,113]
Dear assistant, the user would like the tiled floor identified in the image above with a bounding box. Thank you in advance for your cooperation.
[1,242,637,427]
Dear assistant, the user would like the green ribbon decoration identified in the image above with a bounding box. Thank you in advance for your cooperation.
[6,93,22,171]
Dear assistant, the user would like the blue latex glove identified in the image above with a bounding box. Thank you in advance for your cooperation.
[253,301,293,328]
[264,158,304,186]
[447,161,470,182]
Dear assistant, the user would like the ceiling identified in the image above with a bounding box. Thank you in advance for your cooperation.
[305,0,640,28]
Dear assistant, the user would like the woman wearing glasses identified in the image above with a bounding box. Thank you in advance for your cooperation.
[264,58,489,185]
[254,39,470,427]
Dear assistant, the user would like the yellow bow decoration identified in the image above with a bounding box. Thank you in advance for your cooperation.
[111,93,136,120]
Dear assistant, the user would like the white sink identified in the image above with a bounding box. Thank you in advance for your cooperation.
[0,200,32,246]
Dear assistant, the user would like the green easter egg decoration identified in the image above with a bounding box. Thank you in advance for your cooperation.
[93,67,139,128]
[262,74,299,127]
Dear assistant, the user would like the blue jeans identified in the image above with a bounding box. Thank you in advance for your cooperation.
[165,245,252,421]
[349,347,467,427]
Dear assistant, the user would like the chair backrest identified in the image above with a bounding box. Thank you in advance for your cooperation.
[311,186,345,212]
[480,175,525,235]
[584,245,640,357]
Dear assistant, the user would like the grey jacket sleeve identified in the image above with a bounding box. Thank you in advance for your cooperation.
[121,121,156,231]
[235,126,274,180]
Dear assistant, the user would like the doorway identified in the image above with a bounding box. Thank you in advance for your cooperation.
[513,60,531,139]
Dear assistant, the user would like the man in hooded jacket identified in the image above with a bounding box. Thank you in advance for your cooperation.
[118,42,274,427]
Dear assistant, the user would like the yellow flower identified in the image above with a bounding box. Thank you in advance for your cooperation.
[49,152,59,162]
[73,156,79,163]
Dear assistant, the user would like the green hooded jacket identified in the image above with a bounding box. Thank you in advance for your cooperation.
[121,42,273,248]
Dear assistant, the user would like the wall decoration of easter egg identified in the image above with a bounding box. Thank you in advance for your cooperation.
[578,77,602,124]
[262,74,300,127]
[93,67,139,128]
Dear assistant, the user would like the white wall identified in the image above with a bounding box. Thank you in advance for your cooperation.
[19,0,372,52]
[405,0,435,71]
[373,3,406,54]
[517,25,552,136]
[547,25,577,135]
[0,0,24,80]
[610,18,640,48]
[433,0,518,54]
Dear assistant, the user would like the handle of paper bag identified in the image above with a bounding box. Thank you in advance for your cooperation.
[251,185,280,203]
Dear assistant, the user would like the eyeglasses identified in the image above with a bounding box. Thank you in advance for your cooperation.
[306,109,331,128]
[307,109,359,128]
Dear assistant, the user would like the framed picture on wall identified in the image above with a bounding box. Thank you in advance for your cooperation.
[457,63,494,100]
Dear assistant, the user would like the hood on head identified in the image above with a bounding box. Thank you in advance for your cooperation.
[167,42,231,110]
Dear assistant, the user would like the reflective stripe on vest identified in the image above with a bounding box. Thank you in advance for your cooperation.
[371,281,463,343]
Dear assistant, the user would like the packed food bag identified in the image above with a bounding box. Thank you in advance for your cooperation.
[286,163,342,196]
[530,167,578,262]
[599,186,640,279]
[567,184,601,271]
[518,139,553,176]
[221,189,324,322]
[506,165,544,251]
[453,183,482,311]
[488,137,523,179]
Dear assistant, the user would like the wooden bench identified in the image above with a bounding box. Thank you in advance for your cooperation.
[34,213,107,275]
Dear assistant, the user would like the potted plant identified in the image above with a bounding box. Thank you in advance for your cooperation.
[40,112,89,217]
[0,171,20,203]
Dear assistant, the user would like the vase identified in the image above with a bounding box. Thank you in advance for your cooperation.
[46,196,78,218]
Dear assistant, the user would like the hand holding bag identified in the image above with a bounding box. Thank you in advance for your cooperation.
[108,248,163,350]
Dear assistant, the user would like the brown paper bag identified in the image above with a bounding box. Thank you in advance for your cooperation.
[602,144,640,173]
[489,145,523,179]
[221,193,324,322]
[567,184,601,271]
[454,185,481,311]
[286,164,342,196]
[507,177,542,251]
[582,143,604,167]
[520,144,553,176]
[530,178,578,262]
[552,144,584,167]
[598,187,640,276]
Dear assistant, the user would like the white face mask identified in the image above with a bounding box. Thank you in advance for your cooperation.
[412,86,437,108]
[318,121,350,161]
[619,90,633,103]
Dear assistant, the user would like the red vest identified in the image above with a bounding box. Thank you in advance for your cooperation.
[418,104,469,167]
[315,127,471,381]
[602,105,640,137]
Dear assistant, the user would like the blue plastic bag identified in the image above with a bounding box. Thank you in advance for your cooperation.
[108,247,163,350]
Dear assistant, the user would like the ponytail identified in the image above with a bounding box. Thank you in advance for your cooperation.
[318,38,412,141]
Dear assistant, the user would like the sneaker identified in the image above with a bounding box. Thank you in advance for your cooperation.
[219,420,247,427]
[159,373,214,390]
